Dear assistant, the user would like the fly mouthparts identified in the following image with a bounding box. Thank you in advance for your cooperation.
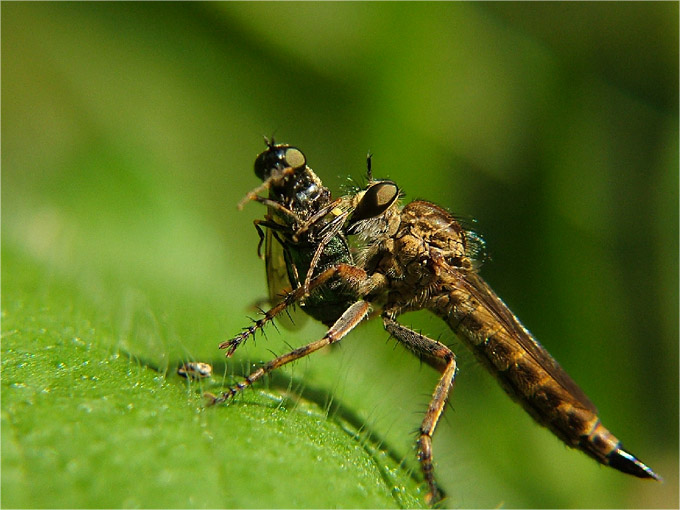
[608,446,663,482]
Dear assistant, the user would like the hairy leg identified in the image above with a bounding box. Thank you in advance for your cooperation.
[383,313,457,505]
[210,300,371,405]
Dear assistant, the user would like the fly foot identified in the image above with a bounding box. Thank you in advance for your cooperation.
[219,326,257,357]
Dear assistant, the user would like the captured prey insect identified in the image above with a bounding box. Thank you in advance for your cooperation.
[216,140,390,357]
[210,141,661,505]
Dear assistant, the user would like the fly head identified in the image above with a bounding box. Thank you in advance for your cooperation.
[253,141,330,218]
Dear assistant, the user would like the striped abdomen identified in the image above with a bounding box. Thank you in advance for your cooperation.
[432,273,659,480]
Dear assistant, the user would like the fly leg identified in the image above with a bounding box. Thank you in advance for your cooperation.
[237,165,299,210]
[301,211,348,293]
[209,300,371,405]
[383,312,457,506]
[220,263,370,356]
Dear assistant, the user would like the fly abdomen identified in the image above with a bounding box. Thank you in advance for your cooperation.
[587,421,661,480]
[448,304,598,445]
[435,280,661,481]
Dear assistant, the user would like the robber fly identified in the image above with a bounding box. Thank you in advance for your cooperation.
[345,179,661,503]
[211,142,660,505]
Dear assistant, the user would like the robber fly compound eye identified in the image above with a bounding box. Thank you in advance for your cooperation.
[347,181,399,231]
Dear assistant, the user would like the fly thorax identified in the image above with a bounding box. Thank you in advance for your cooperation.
[292,181,329,214]
[383,230,436,292]
[269,167,330,221]
[400,200,475,269]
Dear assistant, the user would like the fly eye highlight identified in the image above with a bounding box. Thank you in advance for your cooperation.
[254,144,306,180]
[347,181,399,228]
[284,147,306,169]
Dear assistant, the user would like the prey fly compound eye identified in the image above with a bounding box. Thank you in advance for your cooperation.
[283,147,306,169]
[253,143,306,180]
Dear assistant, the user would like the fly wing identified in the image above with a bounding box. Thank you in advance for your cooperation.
[456,269,598,413]
[264,226,307,330]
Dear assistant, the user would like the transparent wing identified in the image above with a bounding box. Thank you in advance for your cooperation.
[264,226,307,330]
[456,269,597,413]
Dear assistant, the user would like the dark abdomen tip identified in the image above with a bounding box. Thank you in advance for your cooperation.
[608,446,662,482]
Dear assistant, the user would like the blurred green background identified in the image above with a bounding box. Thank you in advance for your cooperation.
[2,2,678,508]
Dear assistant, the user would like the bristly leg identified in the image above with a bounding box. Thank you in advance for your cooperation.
[209,300,371,405]
[220,263,369,356]
[383,313,457,505]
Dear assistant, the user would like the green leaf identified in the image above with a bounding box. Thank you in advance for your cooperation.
[1,249,423,508]
[3,3,677,508]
